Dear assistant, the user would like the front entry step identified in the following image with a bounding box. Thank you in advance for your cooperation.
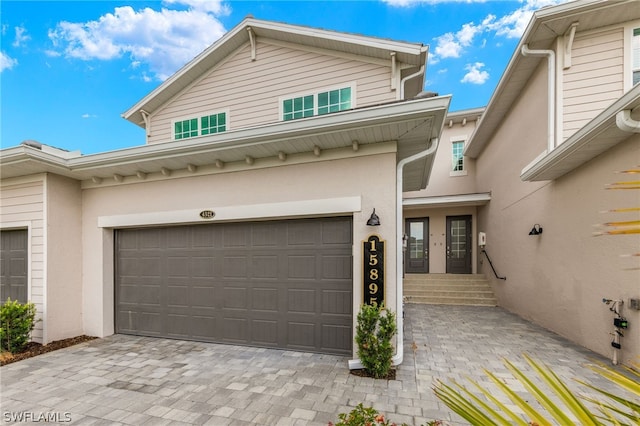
[403,273,497,306]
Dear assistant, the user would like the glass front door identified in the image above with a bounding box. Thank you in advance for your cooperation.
[446,215,472,274]
[404,218,429,273]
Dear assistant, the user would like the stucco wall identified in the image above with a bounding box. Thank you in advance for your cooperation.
[475,64,640,364]
[0,175,45,342]
[45,173,83,342]
[80,151,398,357]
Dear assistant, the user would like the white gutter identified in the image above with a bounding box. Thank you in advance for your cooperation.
[615,109,640,133]
[400,65,425,100]
[348,137,439,370]
[521,44,556,152]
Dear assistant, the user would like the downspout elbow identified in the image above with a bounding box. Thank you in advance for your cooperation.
[521,44,556,152]
[400,65,425,100]
[616,109,640,133]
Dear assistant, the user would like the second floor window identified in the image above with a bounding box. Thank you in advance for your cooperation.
[282,86,352,121]
[174,111,227,140]
[452,141,464,172]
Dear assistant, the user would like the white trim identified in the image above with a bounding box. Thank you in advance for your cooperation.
[625,20,640,91]
[278,82,357,121]
[98,196,362,228]
[403,192,492,207]
[42,175,49,344]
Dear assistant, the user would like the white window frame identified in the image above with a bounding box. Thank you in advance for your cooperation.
[450,137,468,177]
[279,82,356,122]
[171,109,230,141]
[624,21,640,91]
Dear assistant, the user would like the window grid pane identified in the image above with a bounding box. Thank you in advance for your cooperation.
[318,87,351,116]
[283,95,315,121]
[175,118,199,140]
[201,113,226,135]
[452,141,464,171]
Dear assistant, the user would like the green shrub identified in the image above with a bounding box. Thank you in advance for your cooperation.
[0,298,37,353]
[355,303,396,379]
[330,403,445,426]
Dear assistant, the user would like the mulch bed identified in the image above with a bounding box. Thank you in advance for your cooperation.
[349,368,396,380]
[0,335,97,366]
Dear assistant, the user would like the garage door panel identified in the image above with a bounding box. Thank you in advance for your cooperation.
[252,287,279,311]
[116,217,352,355]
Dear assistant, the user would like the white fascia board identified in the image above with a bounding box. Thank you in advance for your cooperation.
[0,146,70,169]
[403,192,491,207]
[73,96,451,171]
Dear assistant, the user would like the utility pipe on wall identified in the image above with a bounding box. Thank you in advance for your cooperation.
[400,65,425,100]
[616,109,640,133]
[348,137,439,370]
[521,44,556,152]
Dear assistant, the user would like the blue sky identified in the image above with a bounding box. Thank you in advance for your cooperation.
[1,0,567,154]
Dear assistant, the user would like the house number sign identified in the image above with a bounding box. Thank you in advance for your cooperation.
[363,235,384,306]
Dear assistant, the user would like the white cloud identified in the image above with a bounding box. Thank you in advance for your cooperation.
[383,0,487,6]
[48,0,229,80]
[0,52,18,72]
[461,62,489,84]
[13,26,31,47]
[82,113,98,119]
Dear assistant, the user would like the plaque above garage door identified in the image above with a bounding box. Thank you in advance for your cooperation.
[115,217,353,355]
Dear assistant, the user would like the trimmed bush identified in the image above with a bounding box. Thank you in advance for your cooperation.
[355,303,396,379]
[0,298,37,353]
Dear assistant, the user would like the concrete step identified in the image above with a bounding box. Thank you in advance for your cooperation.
[403,273,497,307]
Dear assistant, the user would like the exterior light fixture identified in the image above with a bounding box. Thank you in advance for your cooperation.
[529,224,543,235]
[366,209,381,226]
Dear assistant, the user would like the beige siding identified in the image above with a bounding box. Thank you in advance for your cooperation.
[562,28,624,140]
[0,176,45,342]
[148,40,395,144]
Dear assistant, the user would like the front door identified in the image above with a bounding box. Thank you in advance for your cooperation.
[405,218,429,273]
[446,215,472,274]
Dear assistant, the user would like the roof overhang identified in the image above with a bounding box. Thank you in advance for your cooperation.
[521,85,640,181]
[2,96,450,192]
[403,192,492,209]
[465,0,640,158]
[123,17,428,128]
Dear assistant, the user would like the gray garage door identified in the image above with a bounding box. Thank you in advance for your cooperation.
[1,229,28,304]
[115,217,353,355]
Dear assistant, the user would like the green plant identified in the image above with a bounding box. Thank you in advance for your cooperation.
[433,354,640,425]
[355,303,396,379]
[330,403,445,426]
[0,298,38,353]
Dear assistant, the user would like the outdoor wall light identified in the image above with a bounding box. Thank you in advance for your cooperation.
[528,224,543,235]
[366,209,381,226]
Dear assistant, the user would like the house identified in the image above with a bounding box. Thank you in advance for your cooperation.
[1,0,638,366]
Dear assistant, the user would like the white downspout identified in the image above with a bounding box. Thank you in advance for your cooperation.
[400,65,425,100]
[521,44,556,152]
[348,137,439,370]
[616,109,640,133]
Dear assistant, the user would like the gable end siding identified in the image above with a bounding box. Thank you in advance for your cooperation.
[562,28,624,141]
[0,177,45,342]
[148,41,396,144]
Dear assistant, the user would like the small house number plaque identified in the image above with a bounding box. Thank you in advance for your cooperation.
[199,210,215,219]
[363,235,384,306]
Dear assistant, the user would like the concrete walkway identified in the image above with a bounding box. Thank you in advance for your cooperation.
[0,304,626,425]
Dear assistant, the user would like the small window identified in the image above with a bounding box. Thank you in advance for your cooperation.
[201,112,226,135]
[283,95,314,121]
[452,141,464,172]
[175,118,198,140]
[318,87,351,115]
[633,28,640,86]
[282,85,353,121]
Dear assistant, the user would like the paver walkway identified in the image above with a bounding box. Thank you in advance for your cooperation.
[0,304,628,425]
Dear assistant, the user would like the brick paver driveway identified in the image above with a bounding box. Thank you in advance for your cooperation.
[0,305,625,425]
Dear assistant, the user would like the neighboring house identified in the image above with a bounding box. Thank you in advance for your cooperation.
[1,0,638,366]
